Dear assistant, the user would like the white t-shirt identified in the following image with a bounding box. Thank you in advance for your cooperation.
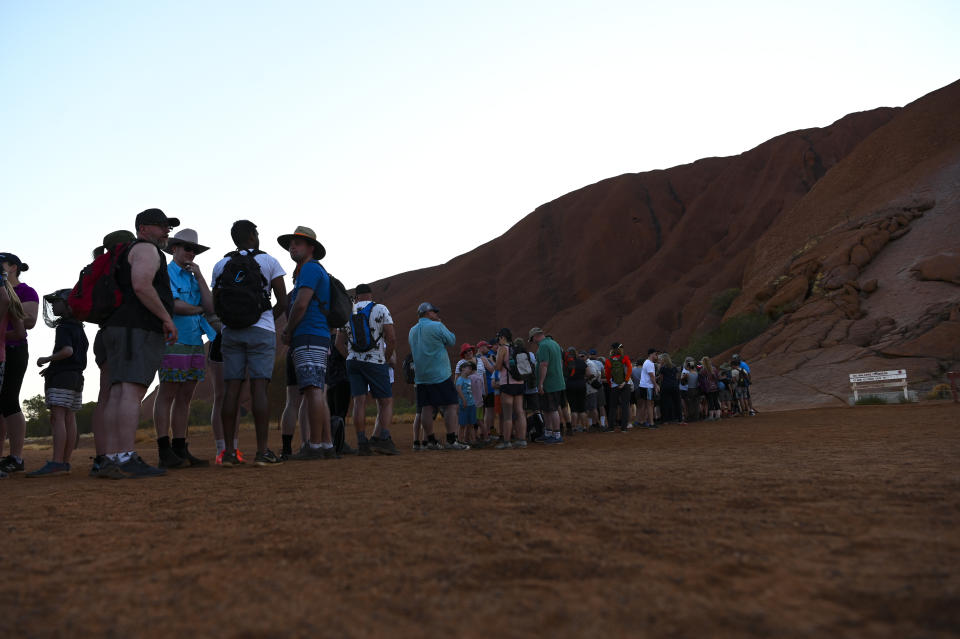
[345,301,393,365]
[211,250,286,333]
[639,359,657,389]
[585,359,603,395]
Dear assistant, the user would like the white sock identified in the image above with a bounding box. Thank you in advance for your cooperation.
[118,451,134,463]
[587,418,593,426]
[309,442,323,450]
[600,416,607,426]
[233,438,239,450]
[321,442,333,449]
[215,439,226,454]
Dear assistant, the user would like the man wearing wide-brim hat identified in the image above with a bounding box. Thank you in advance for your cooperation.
[153,229,217,469]
[277,225,334,459]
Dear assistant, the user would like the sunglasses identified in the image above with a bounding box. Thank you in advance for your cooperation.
[180,245,200,253]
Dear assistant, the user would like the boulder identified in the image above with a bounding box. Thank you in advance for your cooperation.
[849,244,872,268]
[880,320,960,360]
[823,264,859,290]
[911,252,960,285]
[861,279,878,293]
[762,275,809,315]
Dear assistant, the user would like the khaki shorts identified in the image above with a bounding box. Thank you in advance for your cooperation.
[104,326,165,387]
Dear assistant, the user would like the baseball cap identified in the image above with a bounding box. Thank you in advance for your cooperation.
[528,327,544,341]
[134,208,180,230]
[417,302,439,316]
[0,253,28,273]
[355,283,372,294]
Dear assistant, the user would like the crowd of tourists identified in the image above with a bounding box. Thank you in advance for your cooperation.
[0,208,757,479]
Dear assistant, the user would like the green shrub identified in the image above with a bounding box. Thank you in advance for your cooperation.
[710,288,741,315]
[676,313,772,362]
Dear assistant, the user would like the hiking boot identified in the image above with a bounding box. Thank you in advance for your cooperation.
[0,455,24,474]
[443,440,470,450]
[89,455,106,477]
[219,451,242,467]
[322,447,340,460]
[26,461,70,477]
[358,441,373,456]
[95,457,126,480]
[174,443,209,467]
[370,435,400,455]
[119,454,166,478]
[494,440,512,450]
[254,449,283,466]
[158,447,184,469]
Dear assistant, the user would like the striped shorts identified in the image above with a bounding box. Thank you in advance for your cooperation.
[46,387,83,411]
[159,343,207,383]
[292,344,328,390]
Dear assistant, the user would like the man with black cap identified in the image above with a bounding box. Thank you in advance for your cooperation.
[278,226,334,460]
[211,220,288,467]
[335,283,398,455]
[408,302,469,450]
[97,208,179,479]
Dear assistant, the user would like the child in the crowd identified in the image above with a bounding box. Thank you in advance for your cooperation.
[456,361,477,444]
[28,289,89,477]
[468,360,486,445]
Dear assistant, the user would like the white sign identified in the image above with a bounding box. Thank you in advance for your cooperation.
[849,370,906,383]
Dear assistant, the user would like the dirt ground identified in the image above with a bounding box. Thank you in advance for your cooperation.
[2,402,959,638]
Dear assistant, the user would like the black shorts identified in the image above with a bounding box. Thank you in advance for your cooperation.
[208,333,223,363]
[523,393,540,412]
[500,383,525,396]
[567,386,586,413]
[415,378,459,410]
[541,390,563,413]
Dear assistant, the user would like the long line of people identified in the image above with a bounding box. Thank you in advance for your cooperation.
[0,208,757,478]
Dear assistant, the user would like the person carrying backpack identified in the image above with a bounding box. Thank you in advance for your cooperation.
[603,342,633,432]
[211,220,288,467]
[335,283,398,456]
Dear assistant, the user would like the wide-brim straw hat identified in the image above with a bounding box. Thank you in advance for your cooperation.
[277,225,326,260]
[164,228,210,255]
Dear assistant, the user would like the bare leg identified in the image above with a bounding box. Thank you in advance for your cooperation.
[103,382,148,454]
[6,412,26,459]
[249,378,271,454]
[64,410,77,463]
[171,381,198,439]
[221,379,243,455]
[92,367,110,455]
[153,381,177,439]
[303,386,330,445]
[372,397,393,437]
[50,406,67,463]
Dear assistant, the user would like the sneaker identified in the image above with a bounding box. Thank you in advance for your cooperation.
[749,409,757,416]
[534,433,552,443]
[510,439,527,449]
[412,442,423,452]
[291,444,325,461]
[443,440,470,450]
[545,433,564,444]
[119,454,166,478]
[425,440,443,451]
[494,440,512,450]
[158,447,185,469]
[357,441,373,456]
[95,457,126,480]
[322,447,340,460]
[174,443,210,467]
[0,470,6,479]
[254,449,283,466]
[340,442,359,456]
[599,425,614,433]
[0,455,24,474]
[215,450,225,466]
[235,450,247,463]
[646,422,659,429]
[370,435,400,456]
[26,461,70,477]
[219,451,242,467]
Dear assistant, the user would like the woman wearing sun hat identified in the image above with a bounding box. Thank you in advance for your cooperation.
[152,229,217,468]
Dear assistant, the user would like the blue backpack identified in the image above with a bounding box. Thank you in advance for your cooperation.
[348,302,377,352]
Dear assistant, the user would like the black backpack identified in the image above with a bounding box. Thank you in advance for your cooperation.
[348,302,377,352]
[213,250,271,329]
[312,266,351,329]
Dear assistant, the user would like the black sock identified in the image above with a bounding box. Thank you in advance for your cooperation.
[446,432,457,444]
[414,440,421,446]
[157,436,170,451]
[172,437,186,452]
[427,434,438,444]
[282,434,293,454]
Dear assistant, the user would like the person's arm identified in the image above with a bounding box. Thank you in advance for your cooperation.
[438,322,455,346]
[495,346,507,371]
[37,344,74,367]
[129,243,177,343]
[334,327,348,357]
[282,285,312,344]
[604,359,612,383]
[538,359,548,394]
[382,322,396,364]
[270,276,288,321]
[20,300,38,331]
[194,265,214,314]
[646,363,657,387]
[625,357,632,381]
[456,380,466,404]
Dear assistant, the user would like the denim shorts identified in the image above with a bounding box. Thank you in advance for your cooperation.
[222,326,276,381]
[346,359,392,399]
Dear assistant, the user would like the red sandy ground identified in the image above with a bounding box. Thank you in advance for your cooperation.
[2,403,959,638]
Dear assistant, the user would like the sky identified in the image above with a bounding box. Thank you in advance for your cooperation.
[1,0,958,405]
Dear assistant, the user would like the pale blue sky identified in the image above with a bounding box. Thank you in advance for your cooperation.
[2,0,958,402]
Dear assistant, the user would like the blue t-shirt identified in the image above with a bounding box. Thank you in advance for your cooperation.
[407,317,455,384]
[457,375,474,407]
[290,261,331,341]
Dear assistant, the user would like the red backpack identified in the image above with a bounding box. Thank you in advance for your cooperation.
[68,241,133,324]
